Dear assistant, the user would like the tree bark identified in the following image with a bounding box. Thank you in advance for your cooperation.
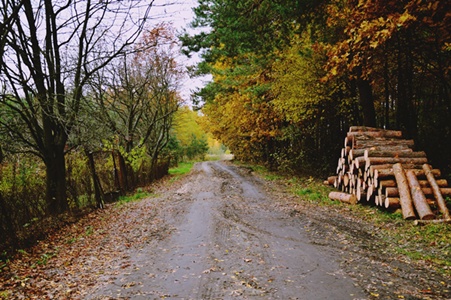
[364,150,424,159]
[353,139,415,149]
[326,176,337,186]
[376,168,441,179]
[45,147,68,215]
[423,164,450,219]
[355,74,376,127]
[413,219,451,226]
[406,170,434,220]
[392,163,416,220]
[85,150,104,209]
[358,156,428,166]
[328,192,357,205]
[384,197,401,209]
[347,130,403,139]
[350,147,413,158]
[385,187,451,197]
[349,126,380,132]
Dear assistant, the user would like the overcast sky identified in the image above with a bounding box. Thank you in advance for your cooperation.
[152,0,211,104]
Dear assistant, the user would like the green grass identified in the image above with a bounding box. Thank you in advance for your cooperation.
[168,162,194,176]
[115,188,155,206]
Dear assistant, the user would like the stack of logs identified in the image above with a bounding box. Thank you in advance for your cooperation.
[327,126,451,221]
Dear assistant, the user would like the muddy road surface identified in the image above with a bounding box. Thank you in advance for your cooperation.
[77,161,451,299]
[87,160,367,299]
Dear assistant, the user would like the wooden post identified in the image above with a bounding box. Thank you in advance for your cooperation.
[423,164,450,220]
[393,163,416,220]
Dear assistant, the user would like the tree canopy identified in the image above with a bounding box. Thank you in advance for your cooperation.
[182,0,451,177]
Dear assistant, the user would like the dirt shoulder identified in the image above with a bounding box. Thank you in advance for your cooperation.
[0,160,450,299]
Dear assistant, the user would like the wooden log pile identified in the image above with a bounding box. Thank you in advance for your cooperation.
[327,126,451,221]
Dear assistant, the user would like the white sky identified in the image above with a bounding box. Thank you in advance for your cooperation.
[151,0,211,105]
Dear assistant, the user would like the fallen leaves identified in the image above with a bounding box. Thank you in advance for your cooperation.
[0,195,166,299]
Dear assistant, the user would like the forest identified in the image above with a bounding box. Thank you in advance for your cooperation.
[0,0,450,255]
[181,0,451,178]
[0,1,209,255]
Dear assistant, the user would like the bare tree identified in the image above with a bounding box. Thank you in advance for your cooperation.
[89,25,182,178]
[0,0,153,215]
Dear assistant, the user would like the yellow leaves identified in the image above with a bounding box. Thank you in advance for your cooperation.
[173,106,207,147]
[396,11,417,27]
[330,66,338,76]
[370,292,379,297]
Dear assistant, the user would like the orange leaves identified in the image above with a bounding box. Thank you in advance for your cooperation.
[323,0,429,80]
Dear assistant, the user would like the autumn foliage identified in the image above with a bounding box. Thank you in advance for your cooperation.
[182,0,451,177]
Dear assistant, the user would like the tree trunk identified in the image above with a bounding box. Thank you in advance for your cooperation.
[356,73,376,127]
[117,151,129,192]
[45,147,68,215]
[85,149,104,209]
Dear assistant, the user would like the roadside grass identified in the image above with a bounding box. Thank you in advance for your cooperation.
[116,162,195,205]
[169,162,194,175]
[168,161,195,182]
[115,188,156,207]
[239,162,451,276]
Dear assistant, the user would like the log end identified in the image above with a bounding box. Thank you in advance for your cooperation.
[421,214,435,221]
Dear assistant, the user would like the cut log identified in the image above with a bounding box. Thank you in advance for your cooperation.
[377,178,446,189]
[343,173,350,187]
[326,176,337,186]
[349,126,381,132]
[423,164,450,220]
[385,197,401,209]
[385,187,451,197]
[376,168,441,179]
[406,170,435,220]
[357,145,412,153]
[392,163,416,220]
[370,163,423,171]
[344,136,353,148]
[361,157,428,166]
[379,179,397,188]
[353,139,415,149]
[347,130,403,139]
[353,157,367,170]
[377,186,384,205]
[364,149,425,159]
[328,192,357,205]
[356,179,362,201]
[413,219,451,226]
[367,184,374,201]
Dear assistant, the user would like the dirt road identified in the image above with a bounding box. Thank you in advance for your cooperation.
[87,161,368,299]
[4,160,449,299]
